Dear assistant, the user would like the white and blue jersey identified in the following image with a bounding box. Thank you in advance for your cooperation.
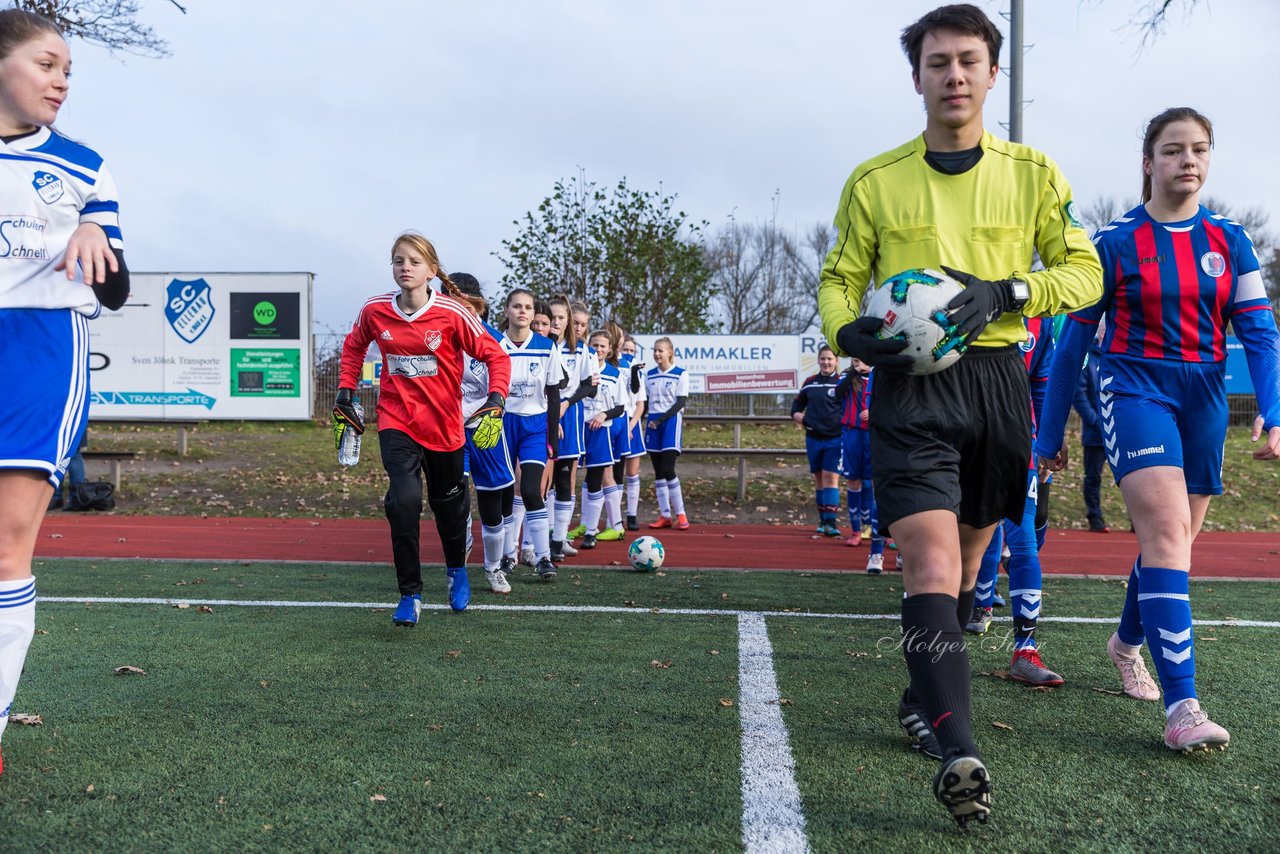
[502,331,566,468]
[558,339,597,459]
[620,353,647,457]
[462,321,515,490]
[1,128,122,485]
[0,128,124,317]
[583,361,622,467]
[644,365,688,453]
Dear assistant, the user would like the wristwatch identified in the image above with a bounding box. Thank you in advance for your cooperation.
[1008,278,1030,311]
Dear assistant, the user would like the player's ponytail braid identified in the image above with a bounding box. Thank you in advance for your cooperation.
[437,270,464,299]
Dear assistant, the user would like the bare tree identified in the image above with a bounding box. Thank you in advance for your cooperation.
[19,0,187,58]
[1077,196,1138,237]
[706,197,832,334]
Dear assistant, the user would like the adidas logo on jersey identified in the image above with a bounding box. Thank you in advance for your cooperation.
[380,329,393,341]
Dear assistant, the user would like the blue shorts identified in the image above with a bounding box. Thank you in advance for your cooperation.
[645,412,683,453]
[0,308,90,488]
[609,417,630,460]
[840,427,873,480]
[805,434,842,475]
[558,401,586,459]
[464,426,515,491]
[584,421,617,468]
[626,420,646,458]
[504,412,549,469]
[1100,354,1227,494]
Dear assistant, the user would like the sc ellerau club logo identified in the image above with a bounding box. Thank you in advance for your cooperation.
[230,292,300,339]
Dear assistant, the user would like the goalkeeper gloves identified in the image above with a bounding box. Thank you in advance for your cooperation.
[835,316,913,371]
[465,391,506,450]
[942,266,1018,344]
[332,388,364,448]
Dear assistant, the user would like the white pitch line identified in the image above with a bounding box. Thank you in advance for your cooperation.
[34,597,1280,628]
[737,613,811,854]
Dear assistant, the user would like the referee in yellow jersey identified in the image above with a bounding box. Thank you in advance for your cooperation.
[817,3,1103,827]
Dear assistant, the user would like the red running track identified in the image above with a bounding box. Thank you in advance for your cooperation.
[32,515,1280,579]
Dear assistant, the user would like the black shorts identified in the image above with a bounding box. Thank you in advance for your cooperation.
[869,345,1031,533]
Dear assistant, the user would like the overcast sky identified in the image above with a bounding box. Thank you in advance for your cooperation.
[55,0,1278,333]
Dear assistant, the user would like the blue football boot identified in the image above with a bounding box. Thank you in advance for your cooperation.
[392,594,422,627]
[447,567,471,612]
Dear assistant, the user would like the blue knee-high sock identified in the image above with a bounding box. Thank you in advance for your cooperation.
[814,488,824,523]
[823,487,840,523]
[846,488,861,530]
[1117,555,1144,647]
[974,528,1002,608]
[1006,496,1042,650]
[866,484,884,553]
[1137,565,1195,711]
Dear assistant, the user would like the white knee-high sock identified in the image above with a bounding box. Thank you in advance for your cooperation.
[583,490,605,534]
[625,474,640,516]
[0,577,37,743]
[655,479,670,517]
[668,477,686,516]
[605,484,623,531]
[502,513,517,559]
[482,523,505,571]
[526,507,551,559]
[510,496,526,555]
[553,496,575,542]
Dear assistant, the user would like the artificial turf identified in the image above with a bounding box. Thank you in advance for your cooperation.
[3,559,1277,852]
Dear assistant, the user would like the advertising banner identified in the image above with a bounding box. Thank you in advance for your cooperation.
[630,334,802,394]
[88,272,314,420]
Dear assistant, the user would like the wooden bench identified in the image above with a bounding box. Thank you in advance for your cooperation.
[680,446,805,502]
[82,450,138,491]
[89,421,200,455]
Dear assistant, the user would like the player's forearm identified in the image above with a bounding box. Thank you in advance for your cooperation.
[1234,307,1280,429]
[1034,318,1096,459]
[338,321,372,389]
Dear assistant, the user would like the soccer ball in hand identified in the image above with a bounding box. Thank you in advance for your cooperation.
[628,536,665,572]
[864,268,966,375]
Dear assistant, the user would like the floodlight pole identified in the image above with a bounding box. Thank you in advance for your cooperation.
[1008,0,1024,143]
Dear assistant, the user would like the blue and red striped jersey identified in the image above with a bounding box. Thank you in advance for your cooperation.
[1074,204,1264,362]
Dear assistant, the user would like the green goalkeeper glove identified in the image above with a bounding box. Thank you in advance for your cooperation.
[465,392,506,450]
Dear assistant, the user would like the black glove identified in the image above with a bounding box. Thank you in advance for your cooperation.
[332,388,364,434]
[464,391,506,450]
[942,266,1017,343]
[835,316,913,371]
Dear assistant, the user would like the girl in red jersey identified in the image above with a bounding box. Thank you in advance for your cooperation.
[1038,109,1280,751]
[335,232,510,627]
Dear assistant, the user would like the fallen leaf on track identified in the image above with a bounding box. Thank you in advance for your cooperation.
[1091,687,1124,696]
[370,794,387,802]
[113,665,146,676]
[196,605,214,614]
[650,660,672,669]
[719,698,734,707]
[992,721,1014,731]
[977,670,1012,681]
[9,713,43,725]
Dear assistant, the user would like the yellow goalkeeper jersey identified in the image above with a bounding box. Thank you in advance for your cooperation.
[818,131,1103,351]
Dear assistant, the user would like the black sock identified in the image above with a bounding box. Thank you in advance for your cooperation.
[901,593,978,759]
[957,585,977,627]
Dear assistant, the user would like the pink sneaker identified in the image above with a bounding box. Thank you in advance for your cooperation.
[1106,633,1160,701]
[1163,698,1230,752]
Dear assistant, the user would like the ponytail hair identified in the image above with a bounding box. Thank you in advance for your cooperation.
[605,320,625,365]
[549,293,577,351]
[1140,107,1213,203]
[391,231,464,298]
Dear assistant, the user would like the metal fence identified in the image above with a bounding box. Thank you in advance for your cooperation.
[311,334,1262,425]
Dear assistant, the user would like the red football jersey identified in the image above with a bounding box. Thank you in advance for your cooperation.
[339,291,511,451]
